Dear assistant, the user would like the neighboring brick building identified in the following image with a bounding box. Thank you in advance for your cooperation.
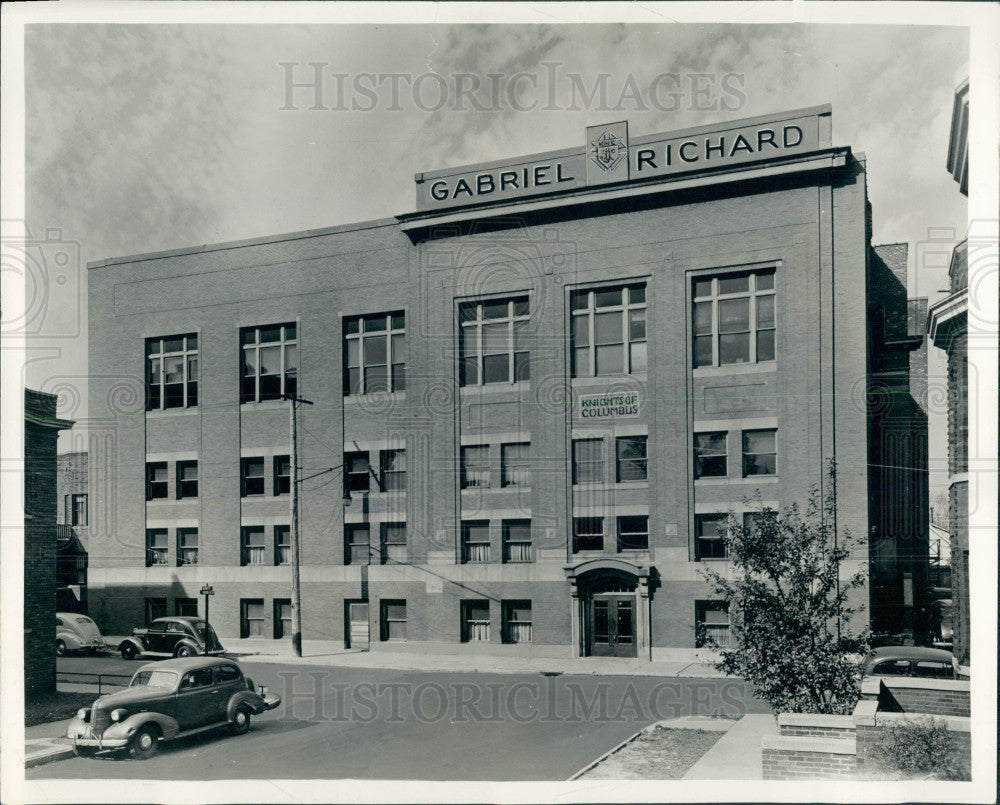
[87,105,928,660]
[24,389,74,699]
[56,451,89,612]
[927,78,969,664]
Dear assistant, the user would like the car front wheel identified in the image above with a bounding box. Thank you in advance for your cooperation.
[56,639,67,657]
[120,643,138,660]
[230,705,251,735]
[128,725,160,760]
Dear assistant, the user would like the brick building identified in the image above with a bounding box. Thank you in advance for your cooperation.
[56,451,89,612]
[24,389,74,698]
[87,105,928,660]
[927,78,970,663]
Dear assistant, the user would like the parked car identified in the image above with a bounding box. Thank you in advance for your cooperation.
[56,613,108,656]
[862,645,957,679]
[118,617,224,660]
[927,598,954,647]
[67,656,280,759]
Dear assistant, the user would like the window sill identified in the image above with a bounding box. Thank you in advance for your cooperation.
[615,481,649,488]
[146,407,199,418]
[692,362,775,378]
[240,494,287,502]
[571,373,647,385]
[344,391,407,403]
[240,399,289,410]
[460,381,530,395]
[736,475,779,483]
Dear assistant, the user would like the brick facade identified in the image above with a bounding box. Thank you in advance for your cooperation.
[86,108,925,659]
[24,389,74,699]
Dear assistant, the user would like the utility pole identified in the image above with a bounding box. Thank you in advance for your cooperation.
[285,392,313,657]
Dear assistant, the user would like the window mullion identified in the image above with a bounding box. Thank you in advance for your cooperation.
[749,289,757,364]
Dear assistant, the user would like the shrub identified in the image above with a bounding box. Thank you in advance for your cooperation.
[865,715,971,781]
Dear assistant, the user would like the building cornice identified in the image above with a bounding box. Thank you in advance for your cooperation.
[398,146,851,235]
[927,289,968,346]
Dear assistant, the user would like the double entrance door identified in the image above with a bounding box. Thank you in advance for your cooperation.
[589,594,636,657]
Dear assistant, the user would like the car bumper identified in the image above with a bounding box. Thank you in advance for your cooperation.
[67,718,133,749]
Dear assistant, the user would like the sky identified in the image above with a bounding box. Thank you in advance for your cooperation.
[22,22,969,495]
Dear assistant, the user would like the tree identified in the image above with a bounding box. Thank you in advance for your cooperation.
[700,466,869,715]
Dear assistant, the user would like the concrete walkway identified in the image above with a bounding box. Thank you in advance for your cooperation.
[218,637,729,678]
[682,713,778,780]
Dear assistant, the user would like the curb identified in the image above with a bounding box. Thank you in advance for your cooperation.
[565,726,648,781]
[25,744,74,769]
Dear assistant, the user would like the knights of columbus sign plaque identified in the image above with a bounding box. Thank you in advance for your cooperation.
[586,121,629,186]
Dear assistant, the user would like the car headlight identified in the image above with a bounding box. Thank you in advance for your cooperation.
[76,708,88,720]
[110,709,127,722]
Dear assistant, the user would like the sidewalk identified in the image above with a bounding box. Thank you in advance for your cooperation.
[25,719,74,768]
[682,713,778,780]
[220,637,730,678]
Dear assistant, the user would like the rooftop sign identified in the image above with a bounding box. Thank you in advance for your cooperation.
[414,105,832,212]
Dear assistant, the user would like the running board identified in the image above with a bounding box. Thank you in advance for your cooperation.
[173,720,233,740]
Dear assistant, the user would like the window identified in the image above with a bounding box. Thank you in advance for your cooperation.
[380,449,406,492]
[573,517,604,553]
[146,529,168,566]
[571,284,646,377]
[695,514,728,560]
[462,600,490,642]
[743,510,776,533]
[380,599,406,641]
[240,599,265,638]
[176,461,198,499]
[617,516,649,551]
[871,660,912,677]
[241,457,265,496]
[616,436,647,482]
[461,445,490,489]
[240,323,297,403]
[694,433,727,479]
[345,452,370,492]
[502,520,532,563]
[177,528,199,565]
[146,334,198,410]
[344,312,405,395]
[743,430,777,476]
[144,597,167,626]
[175,598,198,617]
[274,456,290,495]
[695,601,732,648]
[503,601,532,644]
[501,443,530,487]
[274,599,292,639]
[69,493,88,525]
[181,668,214,690]
[215,664,242,685]
[345,524,370,565]
[572,439,604,484]
[461,521,490,563]
[146,462,168,500]
[241,526,266,566]
[380,523,407,564]
[459,297,530,385]
[274,525,290,565]
[693,269,775,367]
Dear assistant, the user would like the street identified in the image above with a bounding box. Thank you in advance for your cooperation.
[28,654,768,780]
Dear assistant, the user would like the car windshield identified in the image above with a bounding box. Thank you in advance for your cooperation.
[130,670,179,689]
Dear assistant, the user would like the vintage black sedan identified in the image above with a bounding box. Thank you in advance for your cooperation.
[118,616,224,660]
[67,657,280,759]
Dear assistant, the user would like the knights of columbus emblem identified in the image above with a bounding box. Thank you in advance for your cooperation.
[589,129,627,172]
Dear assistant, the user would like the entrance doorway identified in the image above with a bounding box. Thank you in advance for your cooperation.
[590,595,636,657]
[345,600,369,649]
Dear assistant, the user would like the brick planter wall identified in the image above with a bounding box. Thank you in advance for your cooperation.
[778,713,856,739]
[861,677,970,717]
[762,736,857,780]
